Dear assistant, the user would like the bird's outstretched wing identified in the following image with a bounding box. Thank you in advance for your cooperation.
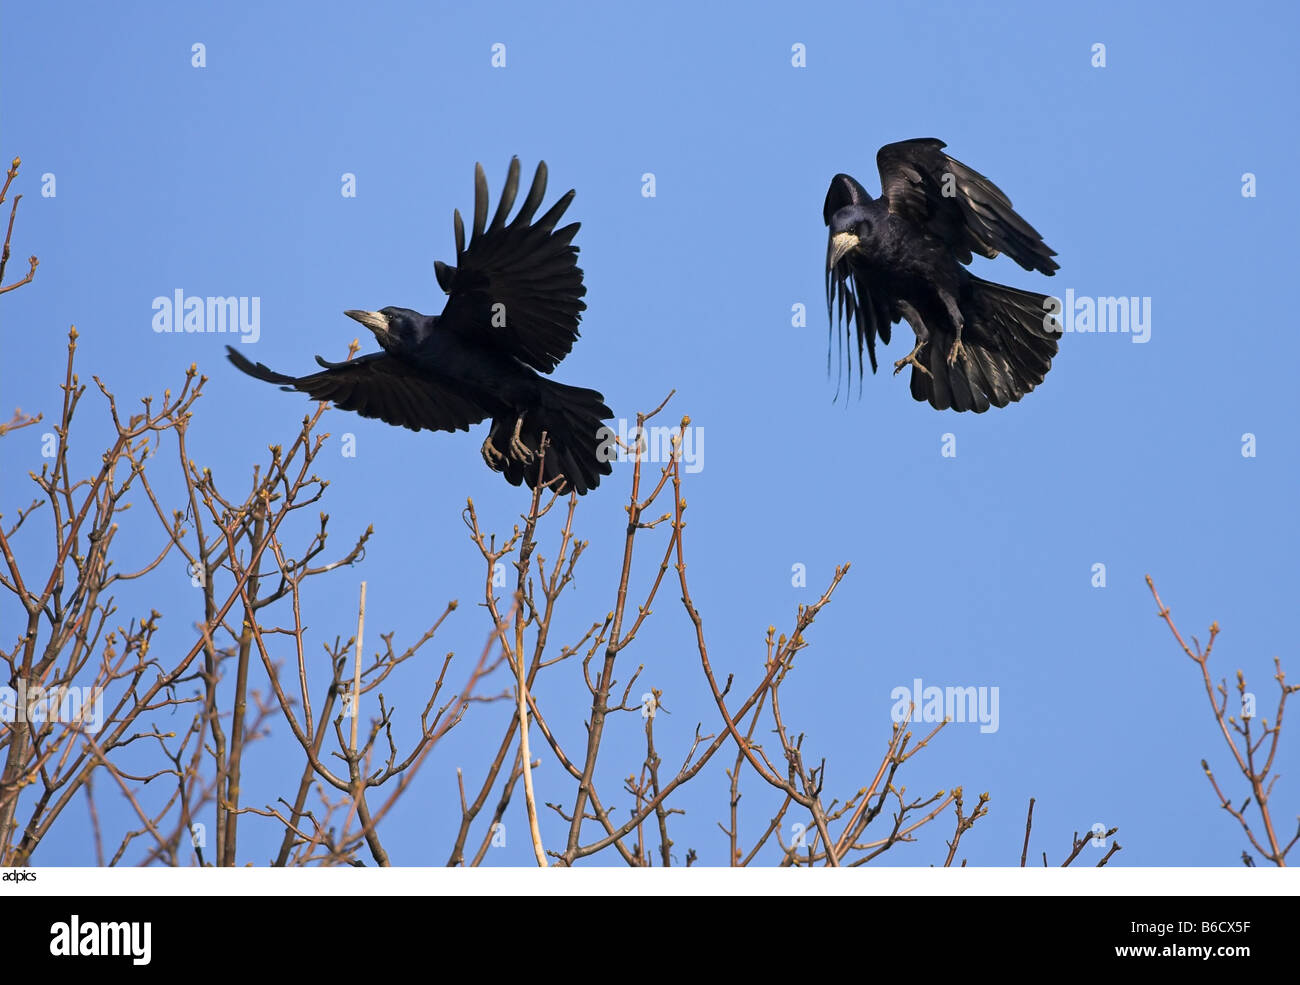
[823,173,895,382]
[226,347,489,433]
[437,157,586,373]
[876,138,1059,275]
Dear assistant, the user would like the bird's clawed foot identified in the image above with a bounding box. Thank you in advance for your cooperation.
[894,342,931,378]
[947,339,967,368]
[508,415,534,464]
[482,415,537,470]
[481,434,507,471]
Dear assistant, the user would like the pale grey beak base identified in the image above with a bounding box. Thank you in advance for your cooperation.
[344,309,389,334]
[829,232,859,269]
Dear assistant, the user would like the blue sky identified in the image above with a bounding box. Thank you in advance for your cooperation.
[2,0,1297,867]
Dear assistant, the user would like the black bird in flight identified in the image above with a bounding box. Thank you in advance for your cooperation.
[227,158,613,494]
[824,138,1061,412]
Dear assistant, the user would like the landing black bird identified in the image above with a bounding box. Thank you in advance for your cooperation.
[824,138,1061,412]
[227,158,613,494]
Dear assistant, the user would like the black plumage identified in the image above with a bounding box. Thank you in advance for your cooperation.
[227,158,613,494]
[824,138,1061,412]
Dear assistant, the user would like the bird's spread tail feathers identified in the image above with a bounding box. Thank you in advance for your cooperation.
[484,380,613,495]
[911,277,1060,413]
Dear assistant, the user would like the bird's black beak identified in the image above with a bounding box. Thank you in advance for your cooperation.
[828,231,859,269]
[344,310,389,336]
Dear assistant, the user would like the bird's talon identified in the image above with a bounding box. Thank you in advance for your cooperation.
[893,344,931,378]
[508,415,534,463]
[510,437,534,463]
[947,340,966,368]
[481,437,507,471]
